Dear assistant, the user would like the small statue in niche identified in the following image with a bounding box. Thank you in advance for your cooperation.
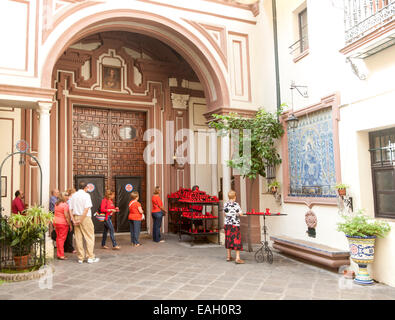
[305,210,317,238]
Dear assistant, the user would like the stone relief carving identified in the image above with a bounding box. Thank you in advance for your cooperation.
[171,93,190,110]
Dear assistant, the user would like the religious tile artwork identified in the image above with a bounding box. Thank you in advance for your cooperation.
[287,107,337,198]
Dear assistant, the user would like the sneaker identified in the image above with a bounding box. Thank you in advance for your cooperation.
[87,257,100,264]
[78,260,84,264]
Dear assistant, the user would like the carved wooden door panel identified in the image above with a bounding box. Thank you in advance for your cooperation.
[73,107,109,180]
[72,106,147,231]
[110,110,147,231]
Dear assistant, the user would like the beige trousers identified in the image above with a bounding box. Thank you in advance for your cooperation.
[73,215,95,260]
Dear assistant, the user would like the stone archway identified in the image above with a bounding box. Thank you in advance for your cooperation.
[40,9,230,111]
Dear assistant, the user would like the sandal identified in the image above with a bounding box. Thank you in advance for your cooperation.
[112,246,120,250]
[226,257,234,262]
[101,246,109,249]
[135,244,141,247]
[235,259,245,264]
[57,256,68,260]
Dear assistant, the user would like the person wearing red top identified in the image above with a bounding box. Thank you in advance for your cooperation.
[100,190,120,250]
[11,190,26,214]
[128,191,144,247]
[151,186,167,243]
[54,192,73,260]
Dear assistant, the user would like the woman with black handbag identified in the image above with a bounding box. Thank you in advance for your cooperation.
[100,190,120,250]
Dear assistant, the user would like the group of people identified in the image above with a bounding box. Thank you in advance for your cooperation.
[11,184,245,264]
[50,183,167,263]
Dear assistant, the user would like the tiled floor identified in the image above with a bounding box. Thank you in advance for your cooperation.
[1,233,395,300]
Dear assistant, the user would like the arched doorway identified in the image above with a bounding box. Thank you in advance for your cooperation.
[38,11,229,234]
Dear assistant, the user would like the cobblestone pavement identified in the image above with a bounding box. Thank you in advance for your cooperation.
[1,233,395,300]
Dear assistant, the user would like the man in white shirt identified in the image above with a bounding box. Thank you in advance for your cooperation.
[69,181,99,264]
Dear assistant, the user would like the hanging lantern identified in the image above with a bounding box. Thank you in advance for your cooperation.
[286,113,299,130]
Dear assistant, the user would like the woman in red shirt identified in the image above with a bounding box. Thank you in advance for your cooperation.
[54,192,73,260]
[151,186,167,243]
[128,191,145,247]
[100,190,120,250]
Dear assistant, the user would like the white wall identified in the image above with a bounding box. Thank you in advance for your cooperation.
[0,108,21,216]
[258,0,395,287]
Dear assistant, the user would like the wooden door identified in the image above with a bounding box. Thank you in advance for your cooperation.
[72,106,147,231]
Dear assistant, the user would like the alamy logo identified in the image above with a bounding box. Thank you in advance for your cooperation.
[38,265,53,290]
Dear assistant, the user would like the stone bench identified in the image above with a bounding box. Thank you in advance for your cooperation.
[270,235,350,270]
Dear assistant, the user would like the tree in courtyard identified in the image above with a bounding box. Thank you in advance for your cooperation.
[209,105,285,252]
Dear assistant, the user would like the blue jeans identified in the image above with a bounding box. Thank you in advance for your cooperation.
[129,220,141,245]
[102,217,117,247]
[152,211,163,242]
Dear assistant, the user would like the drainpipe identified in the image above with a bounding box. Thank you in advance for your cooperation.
[272,0,281,114]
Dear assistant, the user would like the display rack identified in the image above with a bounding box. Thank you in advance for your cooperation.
[168,188,220,246]
[178,201,220,246]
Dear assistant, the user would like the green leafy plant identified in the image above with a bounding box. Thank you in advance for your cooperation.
[209,106,285,180]
[337,210,391,238]
[268,181,280,189]
[334,183,350,189]
[0,206,53,256]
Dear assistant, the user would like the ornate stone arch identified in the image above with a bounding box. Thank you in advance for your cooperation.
[40,9,230,111]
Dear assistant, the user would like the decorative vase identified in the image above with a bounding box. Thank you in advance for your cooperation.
[338,188,346,196]
[270,186,278,194]
[346,235,376,285]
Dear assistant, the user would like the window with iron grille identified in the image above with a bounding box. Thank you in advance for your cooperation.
[369,127,395,219]
[298,8,309,53]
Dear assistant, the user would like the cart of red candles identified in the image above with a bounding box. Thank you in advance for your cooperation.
[167,187,220,246]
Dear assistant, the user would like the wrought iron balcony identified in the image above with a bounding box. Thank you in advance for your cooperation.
[344,0,395,44]
[289,36,309,56]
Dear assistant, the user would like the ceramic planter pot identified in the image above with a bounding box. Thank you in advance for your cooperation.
[346,235,376,285]
[337,188,346,196]
[13,254,30,269]
[270,186,278,194]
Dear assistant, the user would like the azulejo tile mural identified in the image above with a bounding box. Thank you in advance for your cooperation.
[287,107,336,198]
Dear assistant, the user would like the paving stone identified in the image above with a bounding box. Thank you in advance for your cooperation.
[122,285,149,294]
[258,285,286,294]
[179,284,206,293]
[195,294,223,300]
[284,288,312,298]
[145,287,174,297]
[282,295,311,300]
[1,234,394,301]
[167,290,199,300]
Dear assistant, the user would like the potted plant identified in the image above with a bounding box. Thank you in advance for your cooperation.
[337,209,391,285]
[0,206,53,269]
[334,183,349,197]
[268,181,280,194]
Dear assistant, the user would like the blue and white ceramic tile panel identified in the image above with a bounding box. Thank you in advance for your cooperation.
[287,107,337,198]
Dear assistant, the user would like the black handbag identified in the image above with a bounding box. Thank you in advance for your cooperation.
[51,224,57,241]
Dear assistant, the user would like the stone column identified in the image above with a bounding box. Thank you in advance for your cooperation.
[37,101,54,260]
[209,129,218,196]
[221,133,231,202]
[37,102,52,211]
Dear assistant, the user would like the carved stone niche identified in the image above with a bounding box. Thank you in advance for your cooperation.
[171,93,190,110]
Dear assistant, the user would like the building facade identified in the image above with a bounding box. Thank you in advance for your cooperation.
[0,0,394,286]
